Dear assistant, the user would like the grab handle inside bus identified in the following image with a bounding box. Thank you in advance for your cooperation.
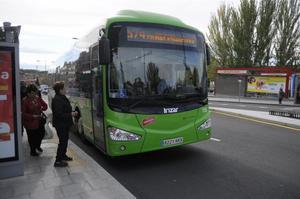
[99,36,111,65]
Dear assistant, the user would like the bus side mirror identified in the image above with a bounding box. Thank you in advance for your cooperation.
[206,44,211,66]
[99,36,110,65]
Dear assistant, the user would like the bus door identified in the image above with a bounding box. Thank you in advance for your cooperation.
[91,65,106,151]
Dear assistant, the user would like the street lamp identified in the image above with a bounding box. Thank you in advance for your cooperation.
[36,60,55,72]
[36,59,47,72]
[36,60,55,86]
[238,79,242,102]
[72,37,79,48]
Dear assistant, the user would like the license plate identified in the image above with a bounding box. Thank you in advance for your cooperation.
[161,137,184,146]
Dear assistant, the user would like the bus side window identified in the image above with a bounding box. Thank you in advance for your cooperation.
[91,66,103,117]
[98,66,103,117]
[91,44,103,116]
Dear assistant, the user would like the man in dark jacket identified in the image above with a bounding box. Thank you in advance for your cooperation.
[52,82,77,167]
[278,88,285,104]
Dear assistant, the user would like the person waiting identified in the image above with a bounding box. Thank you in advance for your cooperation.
[52,82,78,167]
[22,84,48,156]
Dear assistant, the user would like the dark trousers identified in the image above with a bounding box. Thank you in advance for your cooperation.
[37,125,45,149]
[26,128,44,153]
[55,125,70,161]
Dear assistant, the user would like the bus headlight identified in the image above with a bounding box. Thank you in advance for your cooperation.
[198,118,212,131]
[108,127,141,141]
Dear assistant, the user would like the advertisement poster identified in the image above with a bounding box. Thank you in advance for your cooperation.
[0,49,17,161]
[247,76,286,94]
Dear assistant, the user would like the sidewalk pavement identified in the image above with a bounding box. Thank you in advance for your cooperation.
[210,106,300,129]
[208,95,299,106]
[0,127,135,199]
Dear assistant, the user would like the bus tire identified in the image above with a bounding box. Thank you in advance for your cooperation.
[73,107,83,136]
[77,118,88,144]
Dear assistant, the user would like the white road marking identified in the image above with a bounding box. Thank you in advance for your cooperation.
[282,107,294,111]
[210,137,221,142]
[237,104,247,107]
[258,106,268,109]
[220,104,229,106]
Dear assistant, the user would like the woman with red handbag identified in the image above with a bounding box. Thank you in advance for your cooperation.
[22,84,48,156]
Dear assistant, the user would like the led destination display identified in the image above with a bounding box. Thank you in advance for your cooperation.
[127,26,197,47]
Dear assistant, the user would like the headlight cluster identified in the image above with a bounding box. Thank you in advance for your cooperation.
[198,118,212,131]
[108,127,141,141]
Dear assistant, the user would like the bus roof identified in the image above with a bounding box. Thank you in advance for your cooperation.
[56,10,204,65]
[105,10,201,34]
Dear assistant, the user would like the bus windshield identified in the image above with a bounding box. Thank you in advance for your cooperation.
[108,23,208,114]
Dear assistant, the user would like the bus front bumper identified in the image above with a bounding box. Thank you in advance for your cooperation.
[106,128,211,157]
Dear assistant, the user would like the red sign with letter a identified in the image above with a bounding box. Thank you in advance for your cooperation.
[0,51,14,141]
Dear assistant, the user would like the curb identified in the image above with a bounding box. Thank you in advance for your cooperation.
[208,99,300,107]
[46,118,136,199]
[68,140,136,199]
[210,108,300,131]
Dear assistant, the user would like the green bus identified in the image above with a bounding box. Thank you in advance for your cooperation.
[56,10,211,156]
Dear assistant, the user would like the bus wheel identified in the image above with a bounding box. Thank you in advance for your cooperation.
[70,123,78,134]
[78,123,88,145]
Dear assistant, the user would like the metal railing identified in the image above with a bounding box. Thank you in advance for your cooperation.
[269,110,300,119]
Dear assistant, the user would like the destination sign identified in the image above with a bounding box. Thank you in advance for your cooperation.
[127,26,197,47]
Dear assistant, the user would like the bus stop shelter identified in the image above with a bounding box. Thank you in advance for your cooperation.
[215,67,299,101]
[0,22,23,179]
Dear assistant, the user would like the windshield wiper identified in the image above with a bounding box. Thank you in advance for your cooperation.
[124,98,146,111]
[108,103,128,112]
[163,94,208,104]
[125,95,176,111]
[110,94,207,112]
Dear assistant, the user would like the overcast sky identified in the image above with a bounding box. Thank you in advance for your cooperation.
[0,0,239,70]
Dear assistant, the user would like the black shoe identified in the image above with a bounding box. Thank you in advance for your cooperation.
[30,151,39,156]
[62,156,73,161]
[54,161,68,167]
[36,147,43,153]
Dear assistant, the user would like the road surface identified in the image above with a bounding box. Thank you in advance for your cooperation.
[70,112,300,199]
